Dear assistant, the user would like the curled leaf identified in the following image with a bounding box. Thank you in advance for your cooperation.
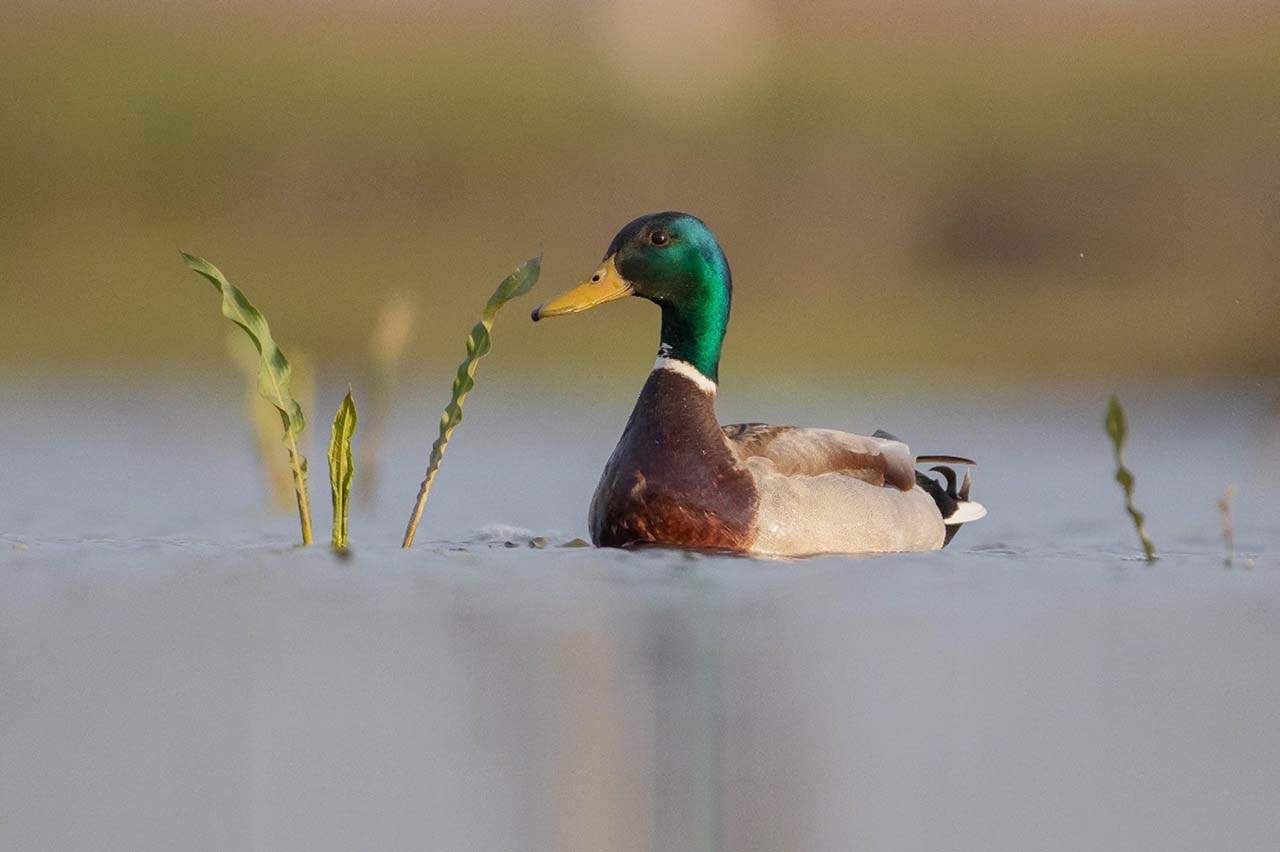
[402,254,541,547]
[182,251,313,545]
[1104,394,1155,561]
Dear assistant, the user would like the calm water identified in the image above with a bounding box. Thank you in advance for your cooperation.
[3,375,1279,851]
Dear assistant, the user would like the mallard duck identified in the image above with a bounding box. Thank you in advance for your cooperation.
[532,212,985,556]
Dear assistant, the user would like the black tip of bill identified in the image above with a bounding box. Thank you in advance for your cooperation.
[530,306,542,322]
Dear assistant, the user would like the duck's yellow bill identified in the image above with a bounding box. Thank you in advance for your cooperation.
[531,255,633,321]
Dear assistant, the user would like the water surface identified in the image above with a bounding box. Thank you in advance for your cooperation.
[2,377,1278,850]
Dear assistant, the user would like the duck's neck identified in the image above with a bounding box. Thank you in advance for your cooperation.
[656,285,729,386]
[665,301,727,383]
[651,354,719,396]
[627,364,723,457]
[616,365,723,477]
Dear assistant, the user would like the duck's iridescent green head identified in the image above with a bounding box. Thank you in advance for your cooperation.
[532,212,732,383]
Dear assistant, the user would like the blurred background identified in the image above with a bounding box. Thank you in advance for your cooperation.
[1,0,1277,387]
[5,8,1280,850]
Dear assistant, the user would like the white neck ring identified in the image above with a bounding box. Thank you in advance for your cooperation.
[653,356,717,395]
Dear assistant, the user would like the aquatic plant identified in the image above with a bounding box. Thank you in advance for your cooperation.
[1217,485,1236,568]
[1104,395,1156,561]
[402,255,541,548]
[226,333,316,512]
[359,293,417,505]
[182,252,314,545]
[328,389,358,552]
[225,331,294,509]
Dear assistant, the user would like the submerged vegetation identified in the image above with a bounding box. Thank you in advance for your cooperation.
[402,255,541,548]
[327,390,358,552]
[182,252,314,546]
[1104,395,1156,562]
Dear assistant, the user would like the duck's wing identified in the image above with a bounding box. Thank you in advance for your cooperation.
[722,423,918,492]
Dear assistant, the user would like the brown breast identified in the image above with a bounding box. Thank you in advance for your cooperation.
[589,369,758,552]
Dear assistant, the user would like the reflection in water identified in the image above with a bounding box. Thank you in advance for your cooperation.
[429,549,1280,852]
[452,573,836,852]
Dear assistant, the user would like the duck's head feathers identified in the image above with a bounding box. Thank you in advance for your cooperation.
[532,212,732,382]
[603,212,730,307]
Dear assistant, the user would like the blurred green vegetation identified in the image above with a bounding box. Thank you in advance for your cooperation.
[1,0,1278,384]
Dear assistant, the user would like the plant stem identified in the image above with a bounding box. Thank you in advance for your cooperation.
[285,430,314,546]
[402,461,437,548]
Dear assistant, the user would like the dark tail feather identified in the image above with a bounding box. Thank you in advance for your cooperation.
[873,429,977,467]
[916,465,986,547]
[916,454,977,466]
[875,429,985,545]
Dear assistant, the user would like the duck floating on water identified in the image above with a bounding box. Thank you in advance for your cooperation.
[532,212,985,556]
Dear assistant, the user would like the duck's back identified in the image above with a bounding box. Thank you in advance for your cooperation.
[721,423,944,555]
[740,455,945,555]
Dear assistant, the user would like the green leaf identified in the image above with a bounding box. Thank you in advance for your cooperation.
[1104,395,1126,447]
[1104,394,1155,562]
[484,256,540,313]
[328,389,358,552]
[183,252,306,435]
[182,251,314,545]
[402,254,541,547]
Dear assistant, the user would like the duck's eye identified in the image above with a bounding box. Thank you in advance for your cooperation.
[650,230,669,246]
